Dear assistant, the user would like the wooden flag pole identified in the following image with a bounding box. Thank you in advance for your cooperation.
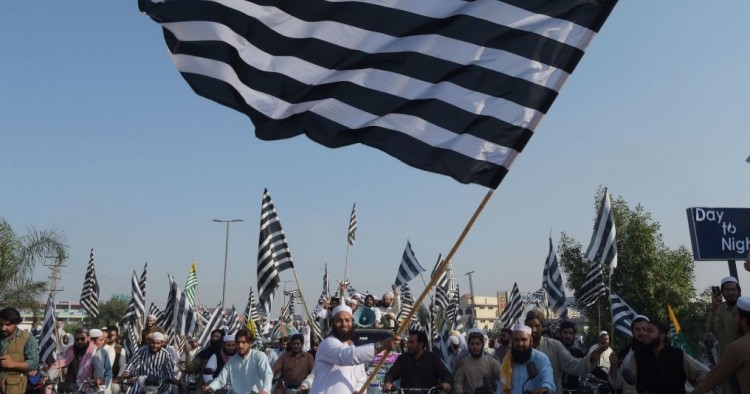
[343,243,351,281]
[290,267,317,336]
[357,189,494,394]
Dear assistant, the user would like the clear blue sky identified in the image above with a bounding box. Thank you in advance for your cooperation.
[2,1,748,314]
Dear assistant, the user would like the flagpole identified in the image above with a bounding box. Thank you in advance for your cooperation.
[344,243,351,281]
[290,267,317,338]
[357,189,494,394]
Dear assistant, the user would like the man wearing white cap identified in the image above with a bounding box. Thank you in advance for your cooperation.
[377,285,401,329]
[89,329,113,393]
[203,335,236,384]
[587,331,613,373]
[309,305,399,394]
[707,276,741,359]
[140,315,165,346]
[122,332,176,394]
[498,324,554,394]
[691,296,750,394]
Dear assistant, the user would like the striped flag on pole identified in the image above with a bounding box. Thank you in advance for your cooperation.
[139,262,147,298]
[431,254,451,312]
[257,189,295,317]
[445,283,460,327]
[80,248,100,319]
[198,304,224,349]
[394,240,425,286]
[500,283,523,327]
[123,321,140,357]
[542,237,568,318]
[223,305,241,335]
[585,189,618,273]
[139,0,618,189]
[396,283,418,326]
[38,294,56,363]
[184,262,198,308]
[611,291,637,336]
[121,270,147,330]
[243,287,258,325]
[149,303,166,329]
[347,203,357,246]
[576,260,606,307]
[171,277,197,337]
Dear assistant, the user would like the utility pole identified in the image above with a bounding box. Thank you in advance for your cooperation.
[44,255,66,361]
[465,270,476,327]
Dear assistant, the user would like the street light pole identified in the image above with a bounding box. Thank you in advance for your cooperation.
[213,218,244,306]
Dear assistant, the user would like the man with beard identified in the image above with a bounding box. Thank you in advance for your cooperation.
[203,328,272,394]
[272,334,314,394]
[190,329,224,377]
[383,330,452,393]
[499,324,554,394]
[453,329,500,394]
[623,320,705,394]
[588,331,613,373]
[309,305,398,394]
[607,315,649,393]
[203,336,236,384]
[556,321,584,394]
[691,296,750,394]
[494,328,512,363]
[0,307,39,394]
[47,328,100,394]
[361,295,382,328]
[140,315,165,346]
[121,332,176,394]
[707,276,741,358]
[524,310,605,394]
[89,329,113,392]
[378,286,401,329]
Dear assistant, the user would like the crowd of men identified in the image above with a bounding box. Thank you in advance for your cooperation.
[1,260,749,394]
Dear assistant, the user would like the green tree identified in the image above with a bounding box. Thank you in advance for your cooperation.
[0,218,67,309]
[96,294,131,326]
[557,189,705,352]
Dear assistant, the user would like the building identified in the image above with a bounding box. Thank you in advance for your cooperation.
[458,291,581,330]
[18,301,89,331]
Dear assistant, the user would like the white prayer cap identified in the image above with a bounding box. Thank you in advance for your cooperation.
[148,314,157,319]
[449,335,460,345]
[633,315,650,322]
[512,324,532,336]
[737,296,750,312]
[332,305,353,317]
[89,329,104,338]
[150,332,165,341]
[599,331,609,337]
[383,292,394,298]
[721,276,739,287]
[223,335,235,342]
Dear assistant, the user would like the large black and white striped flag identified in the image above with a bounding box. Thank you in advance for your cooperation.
[122,270,147,329]
[611,291,637,337]
[394,240,425,286]
[257,189,295,317]
[80,248,100,319]
[198,304,224,349]
[224,305,241,335]
[576,260,606,307]
[170,276,197,337]
[280,294,296,323]
[430,254,451,313]
[542,237,568,318]
[139,0,618,189]
[123,321,140,357]
[396,283,419,326]
[500,283,523,327]
[38,294,57,363]
[243,287,258,325]
[347,203,357,246]
[586,189,618,273]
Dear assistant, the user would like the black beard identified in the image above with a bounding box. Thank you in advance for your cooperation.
[561,339,574,348]
[726,300,737,307]
[333,327,355,342]
[642,338,660,352]
[511,347,532,364]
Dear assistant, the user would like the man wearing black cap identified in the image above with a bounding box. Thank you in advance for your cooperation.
[691,296,750,394]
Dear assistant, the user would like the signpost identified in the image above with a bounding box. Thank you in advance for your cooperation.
[686,207,750,279]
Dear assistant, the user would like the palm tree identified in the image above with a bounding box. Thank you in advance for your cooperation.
[0,218,67,309]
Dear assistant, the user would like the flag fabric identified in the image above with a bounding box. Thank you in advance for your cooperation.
[257,189,295,317]
[667,305,694,357]
[139,0,618,189]
[585,189,618,273]
[224,306,241,335]
[500,283,523,327]
[526,288,547,306]
[184,262,198,308]
[610,291,637,337]
[542,238,568,318]
[318,263,330,305]
[347,203,357,246]
[576,260,606,307]
[162,275,178,333]
[243,287,259,325]
[431,254,450,312]
[394,240,425,286]
[80,248,100,319]
[437,322,453,370]
[198,304,225,349]
[396,283,418,325]
[123,321,140,357]
[121,270,146,332]
[445,283,460,327]
[149,303,166,328]
[38,294,56,363]
[280,294,296,323]
[139,262,148,298]
[172,278,197,337]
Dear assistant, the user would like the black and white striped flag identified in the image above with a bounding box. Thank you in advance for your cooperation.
[347,203,357,246]
[171,277,197,337]
[80,248,100,319]
[123,321,140,357]
[394,240,425,286]
[280,294,296,323]
[397,283,419,326]
[500,283,523,327]
[611,291,637,337]
[318,263,330,306]
[149,303,167,328]
[38,294,56,363]
[122,270,147,330]
[542,238,568,318]
[576,260,606,307]
[526,288,547,306]
[431,254,450,313]
[445,283,460,327]
[139,0,618,189]
[198,304,224,349]
[586,189,618,273]
[257,189,295,317]
[224,305,241,335]
[139,262,148,298]
[243,287,258,325]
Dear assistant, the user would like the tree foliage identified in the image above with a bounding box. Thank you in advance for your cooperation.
[96,294,131,327]
[557,189,705,351]
[0,218,67,310]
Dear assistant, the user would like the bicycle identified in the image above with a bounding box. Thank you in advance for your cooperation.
[382,385,442,394]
